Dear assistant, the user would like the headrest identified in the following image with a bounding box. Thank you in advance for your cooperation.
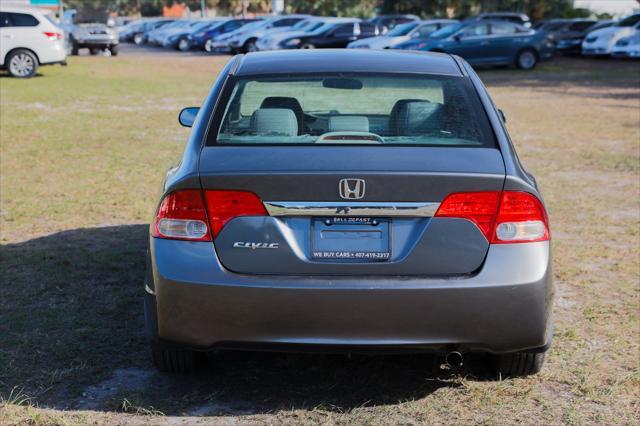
[328,115,370,133]
[389,99,441,135]
[250,109,298,136]
[260,96,304,134]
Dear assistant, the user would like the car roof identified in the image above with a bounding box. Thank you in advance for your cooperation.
[234,49,462,77]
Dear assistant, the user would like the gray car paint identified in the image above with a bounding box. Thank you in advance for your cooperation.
[146,50,553,354]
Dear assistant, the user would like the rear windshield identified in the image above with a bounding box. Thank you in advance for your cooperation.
[213,74,495,147]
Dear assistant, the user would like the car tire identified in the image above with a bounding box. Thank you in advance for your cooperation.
[300,43,315,49]
[6,49,38,78]
[109,45,119,56]
[204,39,213,52]
[177,38,190,52]
[515,49,538,70]
[89,48,101,55]
[492,351,545,377]
[243,38,257,53]
[151,342,198,373]
[133,33,144,45]
[69,36,80,55]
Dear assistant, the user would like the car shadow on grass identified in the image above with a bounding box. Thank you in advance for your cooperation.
[1,225,496,417]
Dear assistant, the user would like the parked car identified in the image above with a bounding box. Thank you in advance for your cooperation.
[147,19,194,46]
[161,19,220,50]
[226,15,309,53]
[147,49,553,378]
[582,13,640,56]
[0,6,66,78]
[548,19,616,53]
[367,14,420,32]
[206,29,239,53]
[255,17,327,51]
[257,17,355,51]
[348,19,458,49]
[69,23,119,55]
[406,20,554,69]
[187,18,258,51]
[277,20,381,49]
[471,12,532,28]
[120,19,172,44]
[611,32,640,58]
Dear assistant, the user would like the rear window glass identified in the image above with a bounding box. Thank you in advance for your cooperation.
[7,12,39,27]
[213,74,495,147]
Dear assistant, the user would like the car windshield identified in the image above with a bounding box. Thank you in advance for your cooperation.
[429,23,464,39]
[215,74,495,147]
[617,14,640,26]
[387,22,420,36]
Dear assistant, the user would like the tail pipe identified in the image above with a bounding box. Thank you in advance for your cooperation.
[445,351,464,368]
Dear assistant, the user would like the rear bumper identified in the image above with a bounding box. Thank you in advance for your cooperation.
[148,239,554,354]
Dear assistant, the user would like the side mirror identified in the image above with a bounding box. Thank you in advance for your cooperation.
[498,109,507,123]
[178,107,199,127]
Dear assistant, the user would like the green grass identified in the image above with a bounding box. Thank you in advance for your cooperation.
[1,54,639,424]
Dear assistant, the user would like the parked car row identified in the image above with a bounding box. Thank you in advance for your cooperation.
[121,11,640,69]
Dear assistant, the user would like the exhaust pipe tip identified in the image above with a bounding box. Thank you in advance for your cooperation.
[445,351,464,368]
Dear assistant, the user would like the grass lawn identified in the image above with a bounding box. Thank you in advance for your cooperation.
[1,53,639,424]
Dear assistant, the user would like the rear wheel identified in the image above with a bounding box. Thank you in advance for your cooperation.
[177,38,190,52]
[492,351,545,377]
[7,49,38,78]
[515,49,537,70]
[69,36,80,55]
[133,33,144,45]
[151,342,199,373]
[300,43,315,49]
[109,45,119,56]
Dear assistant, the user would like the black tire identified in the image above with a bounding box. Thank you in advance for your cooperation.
[6,49,38,78]
[109,45,119,56]
[492,351,545,377]
[151,342,198,373]
[89,48,100,55]
[242,38,257,53]
[70,37,79,55]
[300,43,315,49]
[515,48,538,70]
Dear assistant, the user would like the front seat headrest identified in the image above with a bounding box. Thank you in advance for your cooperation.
[250,109,298,137]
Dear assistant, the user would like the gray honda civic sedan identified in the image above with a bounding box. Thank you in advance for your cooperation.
[145,49,553,376]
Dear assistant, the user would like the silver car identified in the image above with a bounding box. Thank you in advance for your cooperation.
[69,23,118,55]
[145,50,553,377]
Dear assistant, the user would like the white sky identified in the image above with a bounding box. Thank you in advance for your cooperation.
[574,0,639,16]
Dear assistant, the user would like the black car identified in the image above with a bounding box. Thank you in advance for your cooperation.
[278,21,380,49]
[552,19,616,53]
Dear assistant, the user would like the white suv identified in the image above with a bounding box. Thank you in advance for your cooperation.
[0,6,66,78]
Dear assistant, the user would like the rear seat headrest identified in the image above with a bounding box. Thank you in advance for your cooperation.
[250,108,298,136]
[328,116,370,133]
[389,99,441,136]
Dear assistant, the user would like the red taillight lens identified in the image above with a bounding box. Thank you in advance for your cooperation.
[153,190,210,241]
[435,191,550,243]
[43,31,63,40]
[491,191,550,243]
[435,191,501,240]
[204,190,268,238]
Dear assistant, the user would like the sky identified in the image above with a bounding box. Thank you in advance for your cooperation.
[574,0,639,16]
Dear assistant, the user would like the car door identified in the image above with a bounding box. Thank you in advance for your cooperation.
[320,23,357,48]
[489,22,528,63]
[447,23,490,63]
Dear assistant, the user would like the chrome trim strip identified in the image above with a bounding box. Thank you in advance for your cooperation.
[263,201,440,217]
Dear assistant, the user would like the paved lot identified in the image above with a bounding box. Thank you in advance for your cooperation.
[1,52,639,424]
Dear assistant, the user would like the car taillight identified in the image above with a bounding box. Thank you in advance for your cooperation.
[204,190,268,238]
[153,190,210,241]
[43,31,63,40]
[435,191,501,240]
[435,191,549,243]
[491,191,550,243]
